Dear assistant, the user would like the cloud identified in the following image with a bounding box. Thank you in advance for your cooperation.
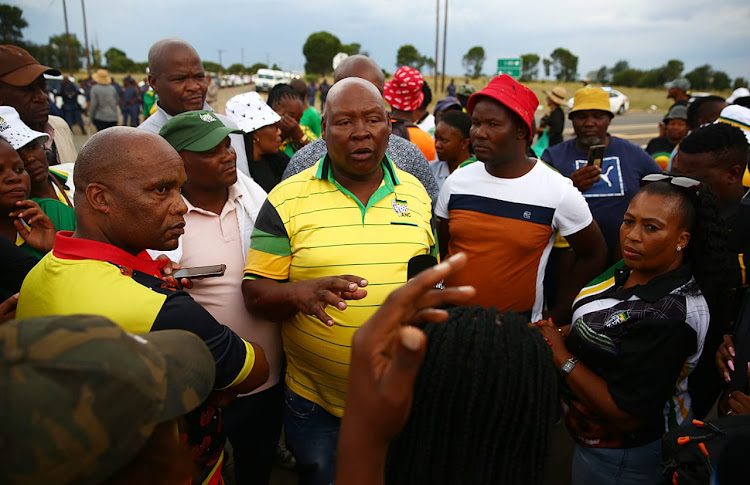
[12,0,750,80]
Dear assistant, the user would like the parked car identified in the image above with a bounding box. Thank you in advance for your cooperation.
[206,71,220,87]
[567,87,629,115]
[44,74,88,111]
[252,69,291,92]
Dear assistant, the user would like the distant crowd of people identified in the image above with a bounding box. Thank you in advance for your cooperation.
[46,67,158,136]
[2,39,750,485]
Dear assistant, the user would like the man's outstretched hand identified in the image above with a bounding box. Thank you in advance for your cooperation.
[290,275,368,326]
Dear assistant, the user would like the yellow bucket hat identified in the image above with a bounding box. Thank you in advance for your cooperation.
[569,88,613,116]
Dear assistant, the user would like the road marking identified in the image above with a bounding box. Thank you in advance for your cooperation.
[564,124,659,135]
[610,132,658,140]
[561,131,657,140]
[609,123,663,131]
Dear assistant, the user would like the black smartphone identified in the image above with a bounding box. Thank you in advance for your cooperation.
[587,145,606,168]
[172,264,226,279]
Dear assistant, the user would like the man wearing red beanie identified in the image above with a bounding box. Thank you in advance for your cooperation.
[435,75,606,324]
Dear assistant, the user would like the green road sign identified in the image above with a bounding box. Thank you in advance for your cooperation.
[497,58,521,78]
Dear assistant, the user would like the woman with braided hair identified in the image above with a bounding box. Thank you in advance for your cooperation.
[536,175,734,484]
[385,306,558,485]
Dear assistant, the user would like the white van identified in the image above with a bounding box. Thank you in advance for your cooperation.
[252,69,289,92]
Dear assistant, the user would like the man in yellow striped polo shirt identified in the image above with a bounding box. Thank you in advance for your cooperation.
[242,77,436,485]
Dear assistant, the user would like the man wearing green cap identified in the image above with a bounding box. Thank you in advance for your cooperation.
[157,110,280,484]
[541,88,661,263]
[17,126,269,485]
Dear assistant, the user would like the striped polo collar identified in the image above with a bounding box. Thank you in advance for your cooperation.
[314,153,401,187]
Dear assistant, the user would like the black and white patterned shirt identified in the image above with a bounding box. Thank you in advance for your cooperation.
[565,262,709,447]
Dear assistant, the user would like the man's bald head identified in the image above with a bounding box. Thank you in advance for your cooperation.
[147,38,207,116]
[333,55,385,94]
[74,127,177,203]
[72,127,188,254]
[148,38,199,77]
[322,78,391,179]
[325,77,384,116]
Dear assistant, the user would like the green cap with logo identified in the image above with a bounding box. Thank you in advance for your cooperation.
[159,109,242,152]
[0,314,215,485]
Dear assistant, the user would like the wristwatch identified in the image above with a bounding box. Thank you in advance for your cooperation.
[561,357,579,378]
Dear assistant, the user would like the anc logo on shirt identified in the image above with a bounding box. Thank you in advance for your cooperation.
[392,197,410,217]
[604,311,629,328]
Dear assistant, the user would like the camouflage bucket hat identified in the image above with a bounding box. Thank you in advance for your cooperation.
[0,314,215,485]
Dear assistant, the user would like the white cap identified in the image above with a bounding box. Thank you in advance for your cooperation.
[0,105,50,149]
[224,92,281,133]
[716,104,750,143]
[727,87,750,104]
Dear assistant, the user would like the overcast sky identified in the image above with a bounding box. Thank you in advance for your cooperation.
[12,0,750,83]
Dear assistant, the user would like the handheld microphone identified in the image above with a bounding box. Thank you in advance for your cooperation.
[407,254,443,289]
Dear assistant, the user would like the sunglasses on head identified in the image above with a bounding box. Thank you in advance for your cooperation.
[640,173,701,195]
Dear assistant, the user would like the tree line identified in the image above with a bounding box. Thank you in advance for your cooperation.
[519,51,746,90]
[586,59,745,91]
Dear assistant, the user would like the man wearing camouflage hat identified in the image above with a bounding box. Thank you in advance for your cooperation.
[0,314,215,485]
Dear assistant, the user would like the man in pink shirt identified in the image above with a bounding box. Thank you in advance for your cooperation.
[156,110,278,484]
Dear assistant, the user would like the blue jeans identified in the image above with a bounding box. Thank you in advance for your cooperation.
[122,104,139,127]
[572,441,664,485]
[62,106,85,133]
[283,386,340,485]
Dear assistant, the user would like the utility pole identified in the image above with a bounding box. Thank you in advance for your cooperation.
[81,0,91,74]
[241,48,245,67]
[62,0,74,75]
[217,49,226,71]
[441,0,448,92]
[434,0,439,89]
